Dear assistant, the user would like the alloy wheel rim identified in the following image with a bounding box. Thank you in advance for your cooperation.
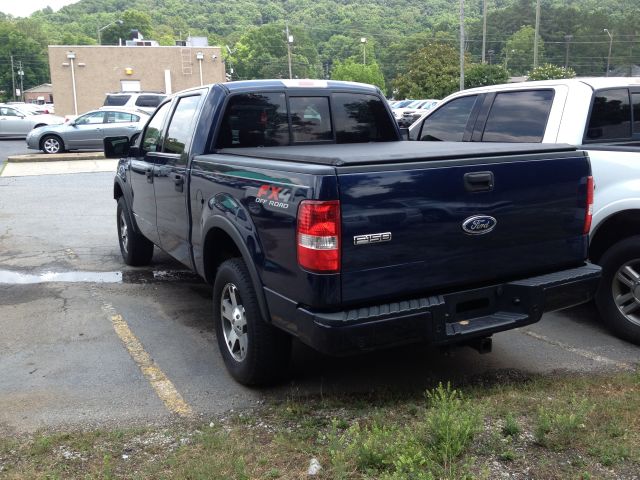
[612,260,640,327]
[220,283,248,362]
[43,138,59,153]
[119,211,128,254]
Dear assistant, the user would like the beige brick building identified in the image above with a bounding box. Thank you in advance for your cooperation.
[49,45,225,116]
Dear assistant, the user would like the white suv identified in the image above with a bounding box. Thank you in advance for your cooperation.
[101,92,166,114]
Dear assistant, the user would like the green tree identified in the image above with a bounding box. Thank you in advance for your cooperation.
[504,25,544,76]
[465,63,509,88]
[527,63,576,80]
[231,23,320,80]
[331,59,385,91]
[393,43,465,99]
[100,9,153,45]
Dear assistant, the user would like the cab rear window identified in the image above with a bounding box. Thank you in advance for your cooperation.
[216,92,395,149]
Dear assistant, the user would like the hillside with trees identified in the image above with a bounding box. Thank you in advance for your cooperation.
[1,0,639,100]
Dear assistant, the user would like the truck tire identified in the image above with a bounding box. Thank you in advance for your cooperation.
[41,135,64,154]
[213,258,291,385]
[595,235,640,344]
[116,197,154,266]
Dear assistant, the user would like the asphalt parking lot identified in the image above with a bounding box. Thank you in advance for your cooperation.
[1,167,639,435]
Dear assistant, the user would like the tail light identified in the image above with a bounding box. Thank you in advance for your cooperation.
[583,176,594,234]
[297,200,341,273]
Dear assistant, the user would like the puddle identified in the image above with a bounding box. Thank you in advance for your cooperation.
[0,269,202,285]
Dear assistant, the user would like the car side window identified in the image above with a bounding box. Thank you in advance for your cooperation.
[481,90,554,142]
[586,89,631,141]
[419,95,478,141]
[106,112,136,123]
[634,93,640,135]
[75,112,106,125]
[142,102,171,153]
[216,93,288,149]
[332,93,397,143]
[163,95,202,155]
[1,107,19,117]
[290,96,332,143]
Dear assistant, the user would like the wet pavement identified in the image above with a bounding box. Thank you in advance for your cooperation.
[1,171,639,435]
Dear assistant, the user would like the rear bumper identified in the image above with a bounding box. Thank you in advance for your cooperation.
[265,264,601,356]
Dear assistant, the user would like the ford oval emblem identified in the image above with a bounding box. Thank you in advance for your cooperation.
[462,215,497,235]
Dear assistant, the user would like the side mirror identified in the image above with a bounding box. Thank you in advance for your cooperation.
[399,127,410,141]
[104,136,131,158]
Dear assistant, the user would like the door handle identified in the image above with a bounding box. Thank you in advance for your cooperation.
[464,172,494,192]
[145,168,153,183]
[174,174,184,192]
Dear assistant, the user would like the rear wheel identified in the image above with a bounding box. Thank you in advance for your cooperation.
[213,258,291,385]
[595,235,640,344]
[41,135,64,154]
[116,197,154,266]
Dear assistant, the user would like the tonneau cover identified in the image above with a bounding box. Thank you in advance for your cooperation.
[218,141,578,166]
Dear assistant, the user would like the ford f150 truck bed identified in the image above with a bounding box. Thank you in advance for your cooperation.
[106,79,600,385]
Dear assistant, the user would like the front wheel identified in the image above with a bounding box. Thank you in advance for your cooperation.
[213,258,291,385]
[116,197,154,266]
[595,235,640,344]
[41,135,64,154]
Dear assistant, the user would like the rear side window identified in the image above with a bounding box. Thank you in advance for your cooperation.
[482,90,553,142]
[290,96,332,143]
[332,93,397,143]
[164,95,201,155]
[106,112,137,123]
[420,95,478,141]
[104,95,130,107]
[136,95,165,108]
[586,89,631,141]
[216,93,288,148]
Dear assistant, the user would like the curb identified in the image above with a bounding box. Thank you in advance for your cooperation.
[7,152,105,163]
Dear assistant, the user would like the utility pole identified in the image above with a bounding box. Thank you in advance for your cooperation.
[459,0,465,90]
[564,34,573,68]
[17,61,24,102]
[10,55,16,102]
[360,37,367,65]
[604,29,613,76]
[481,0,487,64]
[285,21,293,79]
[533,0,541,69]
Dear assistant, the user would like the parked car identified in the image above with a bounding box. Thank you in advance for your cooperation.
[412,77,640,343]
[0,104,64,138]
[398,100,440,127]
[393,99,436,121]
[102,92,167,114]
[105,79,599,385]
[26,107,149,154]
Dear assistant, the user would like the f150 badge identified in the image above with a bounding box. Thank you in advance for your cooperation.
[354,232,392,245]
[462,215,497,235]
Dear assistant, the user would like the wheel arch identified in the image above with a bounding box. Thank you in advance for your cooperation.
[201,216,271,323]
[590,209,640,263]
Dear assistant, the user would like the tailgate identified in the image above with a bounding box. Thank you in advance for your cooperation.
[338,151,590,304]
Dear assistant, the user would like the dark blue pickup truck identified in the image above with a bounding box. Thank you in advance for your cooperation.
[106,79,600,385]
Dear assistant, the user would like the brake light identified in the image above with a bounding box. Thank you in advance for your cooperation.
[583,176,594,234]
[297,200,341,273]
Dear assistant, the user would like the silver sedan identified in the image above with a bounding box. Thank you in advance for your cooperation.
[26,108,150,154]
[0,104,64,138]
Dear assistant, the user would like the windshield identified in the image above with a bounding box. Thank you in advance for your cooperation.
[393,100,414,108]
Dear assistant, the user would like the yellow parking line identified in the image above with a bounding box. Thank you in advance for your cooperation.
[110,314,193,417]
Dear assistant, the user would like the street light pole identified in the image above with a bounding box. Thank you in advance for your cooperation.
[98,19,123,45]
[67,51,78,116]
[604,29,613,76]
[360,37,367,65]
[481,0,487,64]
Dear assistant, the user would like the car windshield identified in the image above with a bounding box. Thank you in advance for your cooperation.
[392,100,413,108]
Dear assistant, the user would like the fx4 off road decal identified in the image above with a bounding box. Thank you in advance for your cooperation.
[255,184,291,209]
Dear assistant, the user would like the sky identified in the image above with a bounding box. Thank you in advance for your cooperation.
[0,0,80,17]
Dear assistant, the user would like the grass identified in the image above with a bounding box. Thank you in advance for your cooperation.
[0,371,639,479]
